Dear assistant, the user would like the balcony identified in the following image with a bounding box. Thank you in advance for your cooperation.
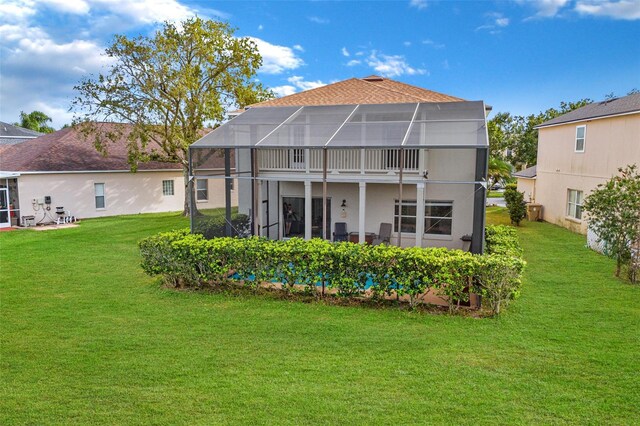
[257,148,421,174]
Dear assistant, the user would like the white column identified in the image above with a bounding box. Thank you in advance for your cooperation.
[256,180,264,237]
[359,181,366,244]
[304,180,312,240]
[415,182,425,247]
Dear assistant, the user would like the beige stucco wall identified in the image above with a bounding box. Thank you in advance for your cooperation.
[16,170,237,222]
[279,181,475,250]
[536,113,640,234]
[517,178,536,203]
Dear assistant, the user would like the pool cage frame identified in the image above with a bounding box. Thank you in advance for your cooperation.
[189,101,489,253]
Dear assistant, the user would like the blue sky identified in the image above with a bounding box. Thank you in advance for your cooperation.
[1,0,639,128]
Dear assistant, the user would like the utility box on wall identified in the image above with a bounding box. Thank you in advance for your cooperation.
[526,203,542,221]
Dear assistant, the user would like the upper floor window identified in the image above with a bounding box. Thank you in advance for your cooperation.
[196,179,208,201]
[567,189,583,220]
[575,125,586,152]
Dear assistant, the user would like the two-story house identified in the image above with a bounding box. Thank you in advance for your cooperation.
[525,93,640,234]
[189,76,490,253]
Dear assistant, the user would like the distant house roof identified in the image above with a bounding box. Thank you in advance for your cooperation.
[0,121,44,146]
[513,165,537,179]
[0,123,227,173]
[537,93,640,128]
[239,76,469,112]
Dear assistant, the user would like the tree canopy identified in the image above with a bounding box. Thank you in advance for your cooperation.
[72,18,273,214]
[15,111,55,134]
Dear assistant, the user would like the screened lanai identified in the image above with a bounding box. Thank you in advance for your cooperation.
[189,101,489,253]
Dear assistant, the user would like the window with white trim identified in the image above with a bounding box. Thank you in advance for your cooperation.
[196,179,208,201]
[162,180,174,196]
[575,125,586,152]
[393,200,453,235]
[424,201,453,235]
[394,200,417,233]
[94,183,105,209]
[567,189,583,220]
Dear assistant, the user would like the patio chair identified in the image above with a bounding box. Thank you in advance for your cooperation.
[333,222,348,242]
[372,222,392,245]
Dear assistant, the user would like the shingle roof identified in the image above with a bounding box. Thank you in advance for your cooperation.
[537,93,640,128]
[0,121,44,146]
[513,165,537,179]
[248,75,465,109]
[0,123,226,172]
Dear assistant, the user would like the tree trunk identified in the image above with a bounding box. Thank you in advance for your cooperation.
[182,166,199,217]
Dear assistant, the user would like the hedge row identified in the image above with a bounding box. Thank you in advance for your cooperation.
[139,226,525,315]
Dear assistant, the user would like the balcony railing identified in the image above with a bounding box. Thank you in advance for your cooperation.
[258,148,420,174]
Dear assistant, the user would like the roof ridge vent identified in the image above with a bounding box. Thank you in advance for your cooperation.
[362,75,385,82]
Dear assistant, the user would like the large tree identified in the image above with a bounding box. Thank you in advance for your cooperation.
[72,18,272,215]
[15,110,55,133]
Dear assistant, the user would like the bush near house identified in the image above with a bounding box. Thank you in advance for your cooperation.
[139,225,525,315]
[504,183,527,226]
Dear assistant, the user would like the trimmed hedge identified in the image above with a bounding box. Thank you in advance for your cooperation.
[139,225,525,316]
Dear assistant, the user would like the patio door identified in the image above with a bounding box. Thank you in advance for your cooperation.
[311,197,331,239]
[0,184,10,228]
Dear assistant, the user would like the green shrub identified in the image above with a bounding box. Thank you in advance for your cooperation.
[485,225,523,257]
[193,213,250,239]
[139,227,526,315]
[504,186,526,226]
[476,255,526,315]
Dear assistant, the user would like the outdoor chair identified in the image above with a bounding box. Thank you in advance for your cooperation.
[333,222,348,242]
[372,222,392,245]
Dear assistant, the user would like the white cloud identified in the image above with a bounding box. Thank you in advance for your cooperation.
[1,0,37,23]
[477,12,510,32]
[403,41,412,47]
[366,51,427,77]
[442,59,450,70]
[271,85,297,97]
[525,0,571,18]
[575,0,640,20]
[308,16,329,24]
[248,37,304,74]
[293,44,304,52]
[270,76,327,98]
[422,39,445,48]
[0,23,113,128]
[409,0,428,10]
[346,59,361,67]
[40,0,91,15]
[341,47,350,57]
[287,76,326,91]
[258,24,264,31]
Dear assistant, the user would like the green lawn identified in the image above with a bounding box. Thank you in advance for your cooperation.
[1,209,638,424]
[487,190,504,198]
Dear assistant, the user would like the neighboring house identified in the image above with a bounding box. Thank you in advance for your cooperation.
[190,75,490,253]
[514,165,537,203]
[0,124,236,228]
[534,93,640,234]
[0,121,44,146]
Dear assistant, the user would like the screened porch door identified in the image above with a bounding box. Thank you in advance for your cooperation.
[0,185,10,228]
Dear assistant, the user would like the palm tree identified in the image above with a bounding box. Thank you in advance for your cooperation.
[488,157,512,189]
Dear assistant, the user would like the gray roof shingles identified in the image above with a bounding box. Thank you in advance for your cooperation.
[513,165,537,179]
[537,93,640,128]
[0,121,44,145]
